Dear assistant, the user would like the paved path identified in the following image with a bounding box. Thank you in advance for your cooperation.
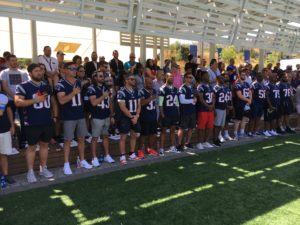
[0,134,292,195]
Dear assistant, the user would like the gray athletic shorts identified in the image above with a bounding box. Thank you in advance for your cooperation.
[214,109,226,127]
[63,118,88,140]
[91,118,110,137]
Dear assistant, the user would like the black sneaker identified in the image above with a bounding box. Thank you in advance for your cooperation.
[277,127,284,134]
[5,175,15,184]
[213,140,221,147]
[19,141,28,149]
[176,145,184,152]
[286,127,296,134]
[184,143,194,149]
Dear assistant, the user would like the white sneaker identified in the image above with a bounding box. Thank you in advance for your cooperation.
[128,153,140,161]
[64,163,73,175]
[168,146,180,153]
[104,155,115,163]
[27,169,37,183]
[270,130,278,136]
[233,136,239,141]
[70,140,78,147]
[218,134,225,143]
[224,134,233,141]
[196,143,204,150]
[203,142,214,148]
[91,157,101,167]
[39,166,53,178]
[120,155,127,165]
[159,148,165,156]
[80,160,93,169]
[263,131,272,137]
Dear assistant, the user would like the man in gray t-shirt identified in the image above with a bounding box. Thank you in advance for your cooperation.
[0,54,29,148]
[0,55,29,101]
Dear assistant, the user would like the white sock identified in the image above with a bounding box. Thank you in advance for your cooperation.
[224,130,229,136]
[240,129,245,134]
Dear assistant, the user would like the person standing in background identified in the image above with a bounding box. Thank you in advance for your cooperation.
[84,52,99,79]
[38,46,59,87]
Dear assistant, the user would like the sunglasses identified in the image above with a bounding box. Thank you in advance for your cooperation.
[187,76,193,79]
[67,67,77,71]
[98,75,104,78]
[130,57,136,58]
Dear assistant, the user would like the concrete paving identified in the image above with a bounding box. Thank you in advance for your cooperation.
[0,133,292,195]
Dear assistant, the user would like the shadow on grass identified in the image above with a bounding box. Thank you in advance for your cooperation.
[1,135,300,225]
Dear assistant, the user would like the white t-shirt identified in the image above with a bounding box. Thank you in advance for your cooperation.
[207,68,221,86]
[0,68,29,100]
[38,55,58,72]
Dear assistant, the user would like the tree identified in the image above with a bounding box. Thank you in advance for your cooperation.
[168,41,190,62]
[220,46,238,64]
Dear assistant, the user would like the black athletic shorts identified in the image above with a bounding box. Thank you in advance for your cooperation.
[161,115,179,127]
[118,117,141,134]
[141,120,158,136]
[280,101,293,116]
[179,113,196,129]
[235,105,250,120]
[25,123,54,146]
[250,103,264,119]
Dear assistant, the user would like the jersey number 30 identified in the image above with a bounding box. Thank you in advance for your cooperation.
[33,94,50,109]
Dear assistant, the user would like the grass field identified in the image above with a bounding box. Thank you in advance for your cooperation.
[1,135,300,225]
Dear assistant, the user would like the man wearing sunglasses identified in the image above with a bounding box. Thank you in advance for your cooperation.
[87,71,115,166]
[117,73,141,165]
[56,62,92,175]
[177,72,197,152]
[124,53,137,74]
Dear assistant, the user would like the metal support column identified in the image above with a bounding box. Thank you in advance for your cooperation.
[140,35,146,64]
[92,28,97,52]
[209,43,216,61]
[8,17,14,54]
[160,37,164,68]
[30,20,38,63]
[259,49,264,71]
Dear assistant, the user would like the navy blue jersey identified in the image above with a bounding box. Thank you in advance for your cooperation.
[117,87,140,117]
[224,86,232,106]
[197,83,214,112]
[16,81,53,126]
[87,84,110,119]
[178,84,196,115]
[226,65,237,83]
[81,78,91,107]
[267,83,280,106]
[233,81,251,108]
[159,85,179,117]
[214,84,227,110]
[139,88,157,121]
[55,78,84,121]
[251,81,267,104]
[279,82,292,102]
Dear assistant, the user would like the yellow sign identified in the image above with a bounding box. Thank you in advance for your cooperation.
[54,42,81,53]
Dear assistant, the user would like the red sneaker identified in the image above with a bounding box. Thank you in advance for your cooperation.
[147,148,158,156]
[137,150,145,159]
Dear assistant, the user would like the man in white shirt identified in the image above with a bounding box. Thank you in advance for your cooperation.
[207,59,221,86]
[38,46,59,86]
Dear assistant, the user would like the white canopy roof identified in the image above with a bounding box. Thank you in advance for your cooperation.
[0,0,300,53]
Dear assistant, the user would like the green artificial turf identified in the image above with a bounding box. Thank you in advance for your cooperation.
[1,135,300,225]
